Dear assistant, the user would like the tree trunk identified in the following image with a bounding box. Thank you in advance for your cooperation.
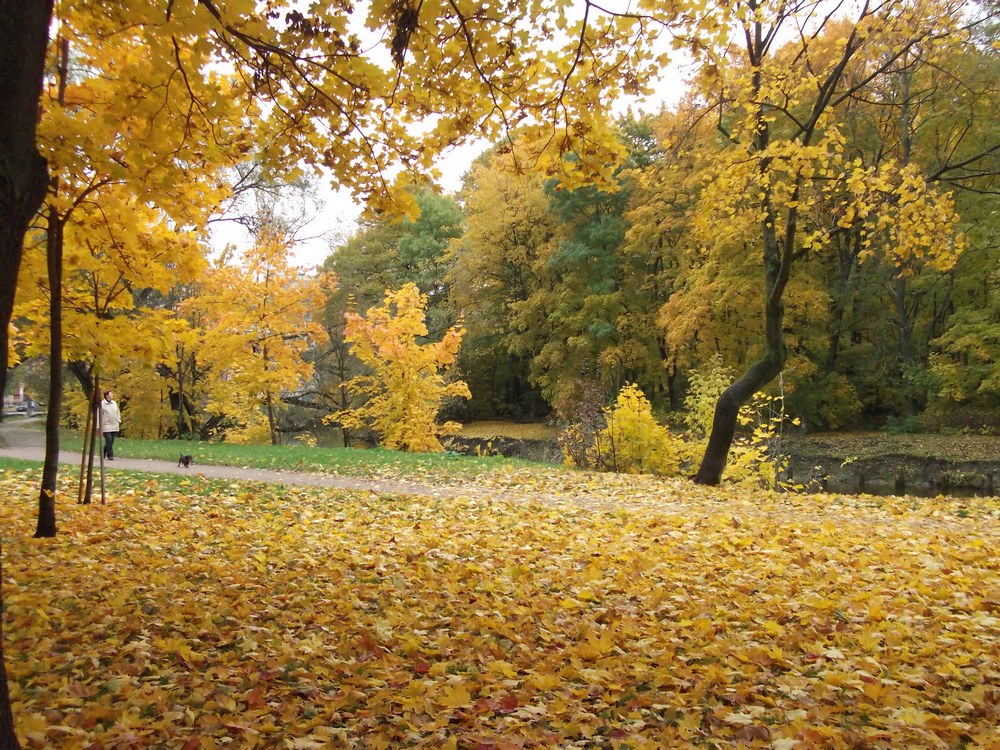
[0,537,20,750]
[176,344,187,438]
[83,382,99,505]
[66,361,95,400]
[266,390,279,446]
[694,23,790,485]
[893,275,919,417]
[0,0,55,431]
[825,231,863,373]
[34,207,62,539]
[694,338,786,484]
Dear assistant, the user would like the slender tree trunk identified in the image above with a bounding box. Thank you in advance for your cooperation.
[825,231,863,373]
[0,0,54,433]
[266,390,279,445]
[176,344,186,437]
[83,381,99,505]
[893,275,919,417]
[34,207,62,539]
[77,383,93,504]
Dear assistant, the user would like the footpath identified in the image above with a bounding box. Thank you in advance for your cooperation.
[0,417,465,499]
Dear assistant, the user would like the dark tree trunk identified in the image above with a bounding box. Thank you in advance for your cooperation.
[694,322,786,484]
[893,275,919,417]
[694,22,790,486]
[0,540,19,750]
[34,207,62,539]
[266,390,279,446]
[0,0,54,435]
[82,382,99,505]
[825,230,863,373]
[176,344,187,437]
[66,360,95,401]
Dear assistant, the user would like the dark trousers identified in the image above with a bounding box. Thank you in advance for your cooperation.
[103,431,118,459]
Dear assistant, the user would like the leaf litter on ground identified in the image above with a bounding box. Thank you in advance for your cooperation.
[1,465,998,749]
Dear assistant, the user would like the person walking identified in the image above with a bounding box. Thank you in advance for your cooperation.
[99,390,121,460]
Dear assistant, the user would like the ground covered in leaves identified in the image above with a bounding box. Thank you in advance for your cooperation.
[1,467,998,749]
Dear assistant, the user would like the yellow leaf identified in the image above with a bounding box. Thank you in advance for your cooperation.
[488,660,518,679]
[438,684,472,709]
[762,620,784,636]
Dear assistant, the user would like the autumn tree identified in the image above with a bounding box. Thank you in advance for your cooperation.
[0,0,51,438]
[0,0,677,415]
[334,283,470,452]
[660,0,977,484]
[319,189,463,441]
[12,7,246,537]
[183,223,331,445]
[446,146,556,419]
[448,125,664,419]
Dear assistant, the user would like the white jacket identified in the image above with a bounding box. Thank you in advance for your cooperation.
[100,399,121,432]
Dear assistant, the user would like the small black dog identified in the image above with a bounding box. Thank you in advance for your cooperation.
[178,454,194,468]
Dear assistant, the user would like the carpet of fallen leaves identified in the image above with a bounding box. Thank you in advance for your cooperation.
[1,467,998,750]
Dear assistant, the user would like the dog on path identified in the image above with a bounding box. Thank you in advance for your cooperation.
[178,454,194,468]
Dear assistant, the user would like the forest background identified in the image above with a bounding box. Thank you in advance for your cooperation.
[5,0,999,470]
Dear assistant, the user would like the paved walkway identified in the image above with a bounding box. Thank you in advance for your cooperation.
[0,417,467,499]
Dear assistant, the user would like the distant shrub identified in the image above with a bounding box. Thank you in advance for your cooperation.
[788,372,863,431]
[558,362,795,488]
[919,407,999,435]
[555,379,608,470]
[882,414,923,435]
[590,384,683,476]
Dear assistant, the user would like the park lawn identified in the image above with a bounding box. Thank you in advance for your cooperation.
[1,466,998,749]
[55,434,547,481]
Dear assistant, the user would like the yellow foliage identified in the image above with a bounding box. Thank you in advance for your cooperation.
[183,226,331,444]
[334,283,471,452]
[590,383,682,476]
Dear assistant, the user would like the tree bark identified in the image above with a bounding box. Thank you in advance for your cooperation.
[34,207,62,539]
[694,17,789,485]
[176,344,187,438]
[0,539,19,750]
[0,4,44,718]
[694,317,786,484]
[0,0,55,430]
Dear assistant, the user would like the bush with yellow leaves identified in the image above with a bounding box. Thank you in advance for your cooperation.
[560,360,793,487]
[592,384,683,475]
[561,383,683,476]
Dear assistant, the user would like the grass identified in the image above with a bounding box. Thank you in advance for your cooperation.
[49,434,554,481]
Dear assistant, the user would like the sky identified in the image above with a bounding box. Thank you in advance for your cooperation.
[206,137,492,270]
[208,48,693,270]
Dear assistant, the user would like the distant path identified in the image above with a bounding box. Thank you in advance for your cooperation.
[0,417,467,499]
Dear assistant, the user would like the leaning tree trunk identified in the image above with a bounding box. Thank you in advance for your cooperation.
[693,202,790,484]
[693,305,787,485]
[0,0,55,428]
